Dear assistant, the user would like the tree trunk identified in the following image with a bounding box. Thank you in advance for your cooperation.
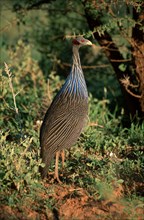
[132,6,144,114]
[83,1,144,122]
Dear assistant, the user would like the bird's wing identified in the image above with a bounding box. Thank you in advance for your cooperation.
[40,96,84,156]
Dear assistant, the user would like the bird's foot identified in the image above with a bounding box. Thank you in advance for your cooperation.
[54,173,62,184]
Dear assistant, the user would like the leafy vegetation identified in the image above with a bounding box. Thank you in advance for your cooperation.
[0,0,143,219]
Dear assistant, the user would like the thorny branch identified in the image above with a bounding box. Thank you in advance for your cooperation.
[120,75,141,99]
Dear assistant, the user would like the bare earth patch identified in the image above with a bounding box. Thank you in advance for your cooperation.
[0,182,143,220]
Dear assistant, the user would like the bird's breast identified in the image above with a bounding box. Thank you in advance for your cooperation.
[54,69,88,117]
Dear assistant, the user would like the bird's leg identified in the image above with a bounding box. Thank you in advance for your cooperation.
[61,150,65,169]
[54,151,62,183]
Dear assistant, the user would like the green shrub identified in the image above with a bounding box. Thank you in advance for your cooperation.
[0,131,42,192]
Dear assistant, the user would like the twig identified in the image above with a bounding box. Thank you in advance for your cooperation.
[89,122,104,128]
[59,62,110,69]
[47,79,52,101]
[124,86,142,99]
[4,62,19,114]
[110,58,131,63]
[4,62,23,136]
[120,75,142,99]
[120,75,139,88]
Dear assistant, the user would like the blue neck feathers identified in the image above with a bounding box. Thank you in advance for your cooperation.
[57,45,88,99]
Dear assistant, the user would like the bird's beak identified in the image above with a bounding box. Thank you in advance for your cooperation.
[85,39,93,46]
[73,37,93,46]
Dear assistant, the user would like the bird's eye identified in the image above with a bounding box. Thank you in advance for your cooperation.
[81,39,85,42]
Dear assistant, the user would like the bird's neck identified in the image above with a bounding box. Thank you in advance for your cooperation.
[72,46,81,68]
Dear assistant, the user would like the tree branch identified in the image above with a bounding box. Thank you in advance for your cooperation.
[82,0,142,118]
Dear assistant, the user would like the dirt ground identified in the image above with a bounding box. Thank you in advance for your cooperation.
[0,182,143,220]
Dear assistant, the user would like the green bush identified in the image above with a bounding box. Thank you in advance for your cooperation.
[0,132,42,192]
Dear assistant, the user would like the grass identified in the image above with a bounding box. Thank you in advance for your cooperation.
[0,45,144,219]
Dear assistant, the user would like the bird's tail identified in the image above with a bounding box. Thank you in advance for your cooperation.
[39,165,49,179]
[39,153,54,179]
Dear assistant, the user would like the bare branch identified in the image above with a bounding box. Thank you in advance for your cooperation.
[124,87,141,99]
[120,75,141,99]
[4,62,19,114]
[120,75,139,88]
[89,122,104,128]
[59,62,110,70]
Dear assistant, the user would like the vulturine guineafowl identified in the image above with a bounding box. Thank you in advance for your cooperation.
[40,36,92,182]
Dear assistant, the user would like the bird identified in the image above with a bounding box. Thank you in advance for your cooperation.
[40,36,92,182]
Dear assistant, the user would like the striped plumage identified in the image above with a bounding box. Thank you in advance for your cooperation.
[40,37,92,180]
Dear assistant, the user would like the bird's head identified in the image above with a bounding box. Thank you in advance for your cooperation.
[72,36,92,47]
